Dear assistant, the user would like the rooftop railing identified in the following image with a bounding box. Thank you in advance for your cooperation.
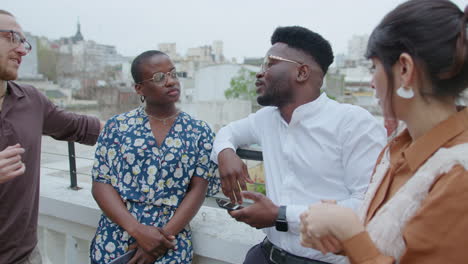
[61,142,264,191]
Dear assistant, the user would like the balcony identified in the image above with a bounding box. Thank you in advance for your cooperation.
[38,137,264,264]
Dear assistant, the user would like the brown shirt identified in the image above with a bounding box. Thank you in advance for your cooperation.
[0,81,100,264]
[343,108,468,264]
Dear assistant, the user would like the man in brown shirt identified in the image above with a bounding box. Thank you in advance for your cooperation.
[0,10,102,264]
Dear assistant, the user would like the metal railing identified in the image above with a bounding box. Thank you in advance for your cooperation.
[68,142,80,190]
[236,148,263,161]
[62,142,264,190]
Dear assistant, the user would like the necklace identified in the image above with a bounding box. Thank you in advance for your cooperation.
[146,109,180,125]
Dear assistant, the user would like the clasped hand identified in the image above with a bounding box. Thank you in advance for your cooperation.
[299,203,364,255]
[128,224,175,264]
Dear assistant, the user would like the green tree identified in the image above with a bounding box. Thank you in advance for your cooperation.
[224,68,257,100]
[37,40,59,82]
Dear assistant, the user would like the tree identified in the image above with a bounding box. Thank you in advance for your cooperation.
[37,40,59,82]
[224,68,257,100]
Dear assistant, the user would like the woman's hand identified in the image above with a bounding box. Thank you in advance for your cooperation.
[132,224,175,258]
[127,247,158,264]
[299,203,364,254]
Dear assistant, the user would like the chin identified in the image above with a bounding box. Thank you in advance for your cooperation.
[0,70,18,81]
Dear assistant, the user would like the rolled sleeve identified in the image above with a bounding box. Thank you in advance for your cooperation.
[40,90,101,145]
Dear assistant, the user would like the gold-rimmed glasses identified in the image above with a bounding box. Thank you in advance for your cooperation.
[261,55,302,72]
[0,30,32,52]
[137,68,178,86]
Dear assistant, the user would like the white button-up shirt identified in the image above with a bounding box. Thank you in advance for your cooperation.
[211,93,386,262]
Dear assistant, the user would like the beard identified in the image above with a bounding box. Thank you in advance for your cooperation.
[257,79,292,107]
[257,92,275,106]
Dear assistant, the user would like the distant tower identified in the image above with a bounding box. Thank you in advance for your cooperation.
[71,18,84,43]
[347,35,368,62]
[212,40,224,63]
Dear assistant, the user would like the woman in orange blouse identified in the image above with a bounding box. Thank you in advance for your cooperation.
[299,0,468,263]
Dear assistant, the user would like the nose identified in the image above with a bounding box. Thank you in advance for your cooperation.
[15,43,28,56]
[256,70,265,79]
[165,73,178,86]
[370,77,376,90]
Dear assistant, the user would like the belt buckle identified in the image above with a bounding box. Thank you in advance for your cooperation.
[269,244,286,264]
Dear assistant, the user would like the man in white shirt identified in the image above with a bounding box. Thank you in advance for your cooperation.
[211,26,386,264]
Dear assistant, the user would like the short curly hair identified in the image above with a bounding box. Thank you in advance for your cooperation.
[271,26,334,74]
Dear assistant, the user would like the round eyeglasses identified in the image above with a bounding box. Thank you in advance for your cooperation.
[138,68,178,86]
[0,30,32,53]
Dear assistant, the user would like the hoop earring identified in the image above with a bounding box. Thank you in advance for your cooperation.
[140,95,145,103]
[396,86,414,99]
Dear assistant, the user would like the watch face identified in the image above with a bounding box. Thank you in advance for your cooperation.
[275,220,288,232]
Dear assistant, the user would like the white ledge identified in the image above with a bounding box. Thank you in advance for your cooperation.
[39,176,264,264]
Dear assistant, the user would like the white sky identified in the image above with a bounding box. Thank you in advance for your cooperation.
[3,0,467,61]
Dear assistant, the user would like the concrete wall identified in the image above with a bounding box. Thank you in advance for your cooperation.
[179,100,252,132]
[38,176,264,264]
[193,64,259,102]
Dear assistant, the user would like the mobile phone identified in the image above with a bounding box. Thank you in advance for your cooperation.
[216,198,243,211]
[107,249,136,264]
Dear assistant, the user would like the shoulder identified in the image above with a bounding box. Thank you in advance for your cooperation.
[105,108,143,133]
[253,106,277,117]
[9,81,47,99]
[241,106,278,126]
[327,102,381,128]
[180,112,214,135]
[9,81,38,93]
[331,101,375,120]
[113,108,141,122]
[428,163,468,203]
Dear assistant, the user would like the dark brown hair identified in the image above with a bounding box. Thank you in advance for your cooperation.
[366,0,468,99]
[0,10,14,17]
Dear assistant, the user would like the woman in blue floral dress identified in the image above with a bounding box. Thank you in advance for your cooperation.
[90,50,219,264]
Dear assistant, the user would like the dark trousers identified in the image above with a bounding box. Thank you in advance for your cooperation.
[244,242,272,264]
[244,239,333,264]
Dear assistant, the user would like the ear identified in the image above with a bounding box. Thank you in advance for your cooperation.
[134,83,143,95]
[398,53,416,89]
[296,64,310,82]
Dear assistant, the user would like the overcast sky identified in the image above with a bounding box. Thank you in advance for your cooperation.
[3,0,467,61]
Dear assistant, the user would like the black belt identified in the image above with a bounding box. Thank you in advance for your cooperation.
[262,238,332,264]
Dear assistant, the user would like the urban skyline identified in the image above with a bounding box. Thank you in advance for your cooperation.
[4,0,467,61]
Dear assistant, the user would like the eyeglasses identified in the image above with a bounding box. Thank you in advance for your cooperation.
[138,68,178,85]
[0,30,32,52]
[261,55,302,72]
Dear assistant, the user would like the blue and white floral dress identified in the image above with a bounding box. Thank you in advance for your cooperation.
[90,107,220,264]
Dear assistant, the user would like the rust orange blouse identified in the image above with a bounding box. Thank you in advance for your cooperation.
[343,108,468,264]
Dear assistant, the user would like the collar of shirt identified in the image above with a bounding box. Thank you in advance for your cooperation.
[6,81,25,99]
[403,108,468,172]
[278,92,330,126]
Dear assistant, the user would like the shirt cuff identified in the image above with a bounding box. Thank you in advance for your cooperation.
[343,231,390,264]
[285,204,307,234]
[211,143,236,164]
